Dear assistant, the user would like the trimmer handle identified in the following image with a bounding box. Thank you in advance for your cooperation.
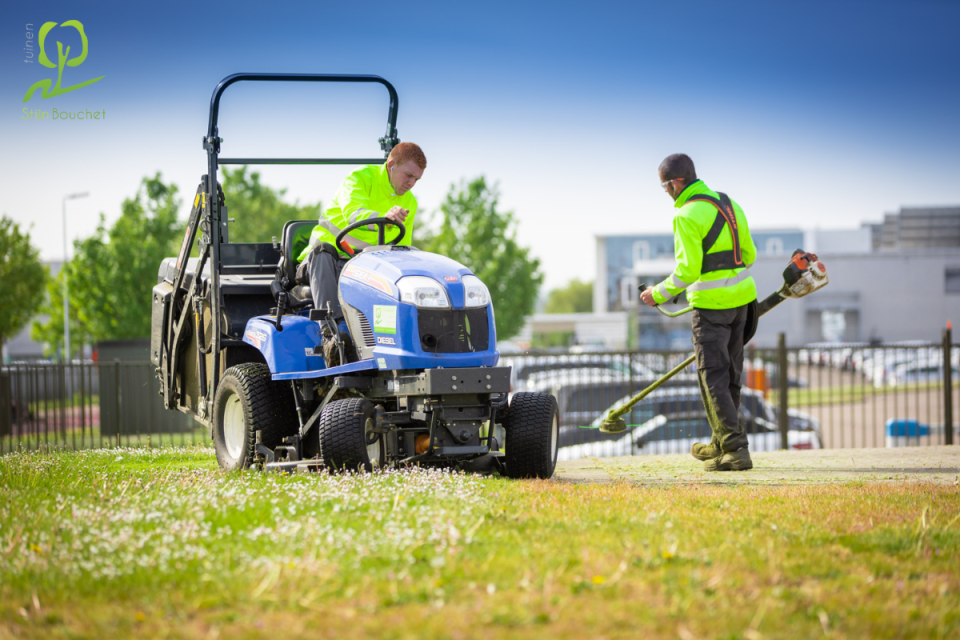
[638,283,692,318]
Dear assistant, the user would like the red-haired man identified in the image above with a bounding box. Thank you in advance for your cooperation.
[296,142,427,325]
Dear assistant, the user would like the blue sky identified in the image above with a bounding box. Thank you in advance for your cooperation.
[1,0,958,290]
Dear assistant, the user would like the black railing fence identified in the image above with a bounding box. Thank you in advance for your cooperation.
[501,330,959,460]
[0,361,199,453]
[2,331,957,458]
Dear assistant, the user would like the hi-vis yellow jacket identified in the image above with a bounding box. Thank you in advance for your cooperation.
[652,180,758,310]
[298,163,417,261]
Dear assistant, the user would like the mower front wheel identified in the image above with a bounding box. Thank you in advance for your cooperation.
[503,392,559,479]
[213,364,297,470]
[317,398,384,472]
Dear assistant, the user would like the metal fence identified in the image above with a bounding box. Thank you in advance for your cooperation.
[501,330,959,460]
[0,361,201,453]
[2,332,957,457]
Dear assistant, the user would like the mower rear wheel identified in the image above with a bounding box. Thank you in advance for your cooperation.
[213,363,298,470]
[317,397,384,472]
[502,392,559,479]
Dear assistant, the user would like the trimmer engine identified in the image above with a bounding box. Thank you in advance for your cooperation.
[782,250,829,300]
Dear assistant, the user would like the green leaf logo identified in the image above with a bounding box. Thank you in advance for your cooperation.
[23,20,104,103]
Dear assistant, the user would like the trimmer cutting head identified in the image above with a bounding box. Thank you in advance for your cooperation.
[599,415,628,434]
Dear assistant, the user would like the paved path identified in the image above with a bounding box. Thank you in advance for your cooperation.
[554,446,960,485]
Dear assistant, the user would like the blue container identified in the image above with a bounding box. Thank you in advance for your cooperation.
[884,419,929,437]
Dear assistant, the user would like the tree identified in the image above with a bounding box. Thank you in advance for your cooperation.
[418,177,543,341]
[220,166,322,243]
[0,216,48,360]
[544,279,593,314]
[33,174,183,352]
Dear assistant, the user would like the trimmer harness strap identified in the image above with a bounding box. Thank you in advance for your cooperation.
[687,192,744,274]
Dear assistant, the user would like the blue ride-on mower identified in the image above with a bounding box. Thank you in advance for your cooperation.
[150,73,559,478]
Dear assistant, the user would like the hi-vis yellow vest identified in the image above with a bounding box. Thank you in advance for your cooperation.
[652,180,758,310]
[298,163,418,260]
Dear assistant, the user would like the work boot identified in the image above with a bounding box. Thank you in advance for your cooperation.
[691,440,722,461]
[320,325,341,369]
[703,447,753,472]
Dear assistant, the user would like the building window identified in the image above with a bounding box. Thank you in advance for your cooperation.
[947,268,960,293]
[821,310,846,342]
[619,276,638,307]
[765,238,784,256]
[632,240,650,263]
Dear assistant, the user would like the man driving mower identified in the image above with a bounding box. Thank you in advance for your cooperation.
[296,142,427,362]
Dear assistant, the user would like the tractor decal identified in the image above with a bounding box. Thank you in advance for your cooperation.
[244,329,268,349]
[342,264,394,295]
[373,305,398,334]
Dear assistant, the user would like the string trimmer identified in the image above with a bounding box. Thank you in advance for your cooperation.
[596,250,829,434]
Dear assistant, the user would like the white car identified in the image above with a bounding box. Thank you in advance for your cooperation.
[889,360,958,386]
[859,346,954,388]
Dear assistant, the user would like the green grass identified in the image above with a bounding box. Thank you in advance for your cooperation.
[26,393,100,412]
[1,448,958,639]
[769,380,947,407]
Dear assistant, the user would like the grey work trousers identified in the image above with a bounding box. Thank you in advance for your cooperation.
[295,246,346,322]
[691,305,750,453]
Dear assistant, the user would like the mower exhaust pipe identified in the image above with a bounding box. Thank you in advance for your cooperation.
[597,250,828,434]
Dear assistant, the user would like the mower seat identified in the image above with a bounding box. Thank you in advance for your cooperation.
[273,219,318,308]
[277,220,317,288]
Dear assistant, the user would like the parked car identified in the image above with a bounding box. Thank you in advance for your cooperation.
[858,347,955,388]
[889,361,959,386]
[559,412,821,460]
[518,367,630,392]
[557,386,821,459]
[520,371,701,435]
[501,353,690,390]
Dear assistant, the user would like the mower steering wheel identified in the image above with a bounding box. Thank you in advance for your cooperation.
[335,217,406,255]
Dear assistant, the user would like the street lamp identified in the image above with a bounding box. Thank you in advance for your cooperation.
[63,192,89,362]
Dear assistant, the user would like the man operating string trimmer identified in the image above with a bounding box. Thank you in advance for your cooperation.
[597,156,828,462]
[640,154,760,472]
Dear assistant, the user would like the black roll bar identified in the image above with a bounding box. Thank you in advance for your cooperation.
[205,72,400,164]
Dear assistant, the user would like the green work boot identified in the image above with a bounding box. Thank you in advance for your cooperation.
[691,441,722,461]
[703,448,753,472]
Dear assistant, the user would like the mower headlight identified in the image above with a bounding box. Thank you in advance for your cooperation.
[462,275,490,308]
[397,276,450,308]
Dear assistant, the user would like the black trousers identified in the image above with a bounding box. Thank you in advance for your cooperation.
[691,305,750,453]
[296,246,346,322]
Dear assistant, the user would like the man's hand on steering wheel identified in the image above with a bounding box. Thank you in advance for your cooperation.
[385,206,409,223]
[335,216,407,255]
